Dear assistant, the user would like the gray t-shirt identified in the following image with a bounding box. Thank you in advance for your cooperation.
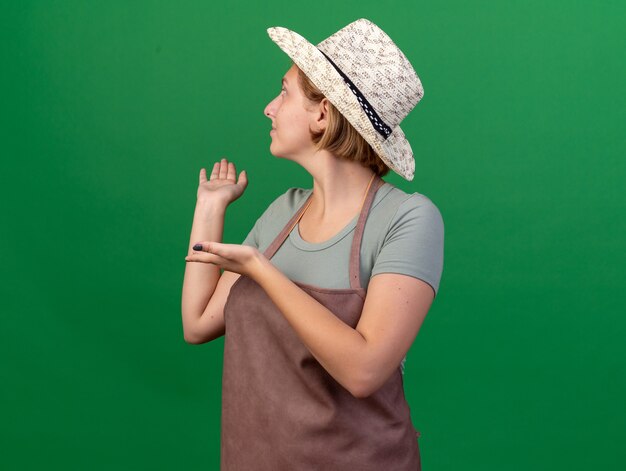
[243,182,444,293]
[241,181,444,373]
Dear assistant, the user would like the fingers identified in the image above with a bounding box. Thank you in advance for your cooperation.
[210,161,220,180]
[226,162,236,181]
[199,168,207,184]
[191,241,238,257]
[191,241,223,254]
[219,158,228,179]
[185,250,224,265]
[206,158,241,182]
[187,242,227,264]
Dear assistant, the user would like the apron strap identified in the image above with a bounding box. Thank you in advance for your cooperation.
[263,174,385,290]
[349,174,384,290]
[263,193,314,260]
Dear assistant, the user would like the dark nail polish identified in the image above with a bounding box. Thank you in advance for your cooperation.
[193,244,203,251]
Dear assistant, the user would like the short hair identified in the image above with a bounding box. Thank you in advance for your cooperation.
[295,65,390,177]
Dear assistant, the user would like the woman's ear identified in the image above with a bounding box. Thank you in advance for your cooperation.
[312,98,330,133]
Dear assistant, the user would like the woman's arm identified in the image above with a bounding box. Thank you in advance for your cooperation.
[185,244,434,397]
[180,159,247,343]
[252,256,435,398]
[181,199,227,343]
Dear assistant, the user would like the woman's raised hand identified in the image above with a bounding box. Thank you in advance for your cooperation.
[197,158,248,207]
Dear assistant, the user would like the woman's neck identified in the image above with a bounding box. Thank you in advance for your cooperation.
[305,151,377,221]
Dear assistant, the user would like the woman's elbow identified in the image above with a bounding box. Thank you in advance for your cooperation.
[183,325,224,344]
[184,332,202,344]
[348,384,373,399]
[183,327,209,345]
[346,369,382,399]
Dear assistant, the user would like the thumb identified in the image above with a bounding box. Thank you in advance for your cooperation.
[238,170,249,189]
[205,242,228,257]
[199,168,207,184]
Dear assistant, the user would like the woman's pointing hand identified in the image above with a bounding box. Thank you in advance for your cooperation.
[185,242,266,279]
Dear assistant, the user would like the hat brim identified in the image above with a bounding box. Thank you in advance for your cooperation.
[267,26,415,181]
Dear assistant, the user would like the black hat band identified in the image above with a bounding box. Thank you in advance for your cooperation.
[317,49,393,140]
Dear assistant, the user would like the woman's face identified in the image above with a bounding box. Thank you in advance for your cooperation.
[264,64,321,159]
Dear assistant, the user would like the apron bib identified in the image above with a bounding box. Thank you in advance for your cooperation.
[221,175,421,470]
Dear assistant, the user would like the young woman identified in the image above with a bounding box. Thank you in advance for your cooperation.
[182,19,444,470]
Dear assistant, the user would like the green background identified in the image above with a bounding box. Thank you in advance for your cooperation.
[2,1,624,469]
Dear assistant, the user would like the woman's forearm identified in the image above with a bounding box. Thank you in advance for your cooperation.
[181,199,227,339]
[251,256,370,397]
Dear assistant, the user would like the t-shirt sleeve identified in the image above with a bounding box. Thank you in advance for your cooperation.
[241,187,310,251]
[240,191,289,250]
[370,194,444,297]
[241,217,261,248]
[241,203,274,249]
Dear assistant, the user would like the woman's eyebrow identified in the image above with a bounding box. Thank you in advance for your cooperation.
[281,78,289,87]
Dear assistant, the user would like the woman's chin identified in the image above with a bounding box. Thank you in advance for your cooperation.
[268,144,285,159]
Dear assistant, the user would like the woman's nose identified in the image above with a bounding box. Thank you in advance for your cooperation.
[264,96,279,118]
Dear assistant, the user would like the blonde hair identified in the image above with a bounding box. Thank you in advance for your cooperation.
[295,65,390,177]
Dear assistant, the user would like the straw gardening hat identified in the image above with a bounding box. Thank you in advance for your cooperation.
[267,18,424,181]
